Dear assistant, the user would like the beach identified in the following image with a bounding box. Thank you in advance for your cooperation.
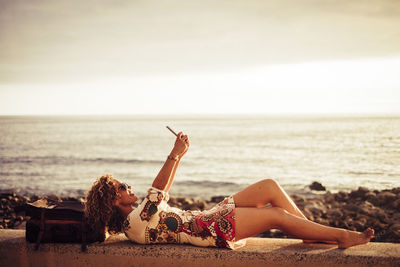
[2,183,399,243]
[1,116,399,242]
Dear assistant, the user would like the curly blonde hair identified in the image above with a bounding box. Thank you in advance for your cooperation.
[85,174,125,237]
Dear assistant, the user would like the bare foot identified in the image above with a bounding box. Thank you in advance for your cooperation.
[337,228,374,249]
[303,239,337,245]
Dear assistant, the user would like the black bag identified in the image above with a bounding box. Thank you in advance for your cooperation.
[25,198,104,251]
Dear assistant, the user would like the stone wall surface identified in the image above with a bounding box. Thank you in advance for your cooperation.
[1,229,400,267]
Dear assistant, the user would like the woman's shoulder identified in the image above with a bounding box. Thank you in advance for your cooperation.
[122,188,170,244]
[123,214,146,244]
[122,207,146,243]
[145,187,170,203]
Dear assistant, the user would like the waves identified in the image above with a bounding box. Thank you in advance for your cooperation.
[169,180,248,198]
[175,180,241,188]
[1,115,400,199]
[0,156,163,166]
[0,171,42,177]
[347,171,385,176]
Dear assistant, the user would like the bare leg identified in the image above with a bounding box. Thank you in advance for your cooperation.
[233,179,336,244]
[233,179,307,219]
[234,207,374,249]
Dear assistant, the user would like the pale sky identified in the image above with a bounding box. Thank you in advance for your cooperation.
[0,0,400,115]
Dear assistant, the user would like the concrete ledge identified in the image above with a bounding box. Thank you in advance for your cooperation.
[1,229,399,267]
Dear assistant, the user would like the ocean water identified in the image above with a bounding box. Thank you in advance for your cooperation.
[0,115,399,199]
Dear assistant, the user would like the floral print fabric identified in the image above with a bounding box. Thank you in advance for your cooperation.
[123,187,244,249]
[193,197,236,248]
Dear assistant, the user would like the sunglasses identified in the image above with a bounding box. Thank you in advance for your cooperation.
[118,182,131,191]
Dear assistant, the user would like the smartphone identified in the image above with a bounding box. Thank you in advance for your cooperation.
[166,126,178,137]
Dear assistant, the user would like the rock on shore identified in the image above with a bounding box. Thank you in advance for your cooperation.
[1,185,399,243]
[259,186,400,243]
[0,193,29,229]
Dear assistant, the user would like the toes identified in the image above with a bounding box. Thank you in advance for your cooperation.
[364,228,374,238]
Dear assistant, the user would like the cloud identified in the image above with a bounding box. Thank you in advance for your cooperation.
[0,0,400,84]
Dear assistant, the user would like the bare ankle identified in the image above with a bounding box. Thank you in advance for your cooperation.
[338,229,350,243]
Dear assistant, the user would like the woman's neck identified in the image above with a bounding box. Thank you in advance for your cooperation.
[118,204,134,218]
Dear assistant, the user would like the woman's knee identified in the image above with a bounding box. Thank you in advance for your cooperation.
[270,207,289,216]
[260,178,280,188]
[267,207,290,227]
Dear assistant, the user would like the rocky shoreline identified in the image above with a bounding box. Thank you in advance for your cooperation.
[261,185,400,243]
[1,183,399,243]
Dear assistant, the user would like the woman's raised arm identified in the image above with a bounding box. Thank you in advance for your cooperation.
[152,132,189,192]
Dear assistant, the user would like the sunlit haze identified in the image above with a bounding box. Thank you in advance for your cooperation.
[1,0,399,115]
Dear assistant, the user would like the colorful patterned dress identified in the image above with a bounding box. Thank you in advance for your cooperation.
[123,187,246,249]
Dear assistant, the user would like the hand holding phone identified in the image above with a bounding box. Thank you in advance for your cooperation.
[166,126,189,157]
